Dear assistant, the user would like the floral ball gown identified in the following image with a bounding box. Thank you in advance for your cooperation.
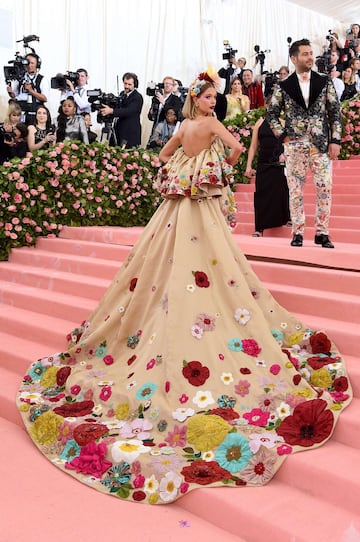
[17,138,352,504]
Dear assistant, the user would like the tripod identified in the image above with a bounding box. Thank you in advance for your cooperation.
[100,120,115,144]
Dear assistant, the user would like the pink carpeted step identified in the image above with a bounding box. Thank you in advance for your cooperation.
[0,261,110,300]
[180,480,360,542]
[0,304,74,349]
[8,247,119,280]
[0,279,97,321]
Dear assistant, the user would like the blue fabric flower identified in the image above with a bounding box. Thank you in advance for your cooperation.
[29,362,47,381]
[215,433,252,473]
[60,439,81,461]
[136,382,158,401]
[228,338,243,352]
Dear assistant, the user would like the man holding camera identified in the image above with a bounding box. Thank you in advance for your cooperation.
[100,72,143,148]
[6,53,48,125]
[59,68,91,114]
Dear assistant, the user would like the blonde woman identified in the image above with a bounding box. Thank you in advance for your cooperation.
[225,76,250,119]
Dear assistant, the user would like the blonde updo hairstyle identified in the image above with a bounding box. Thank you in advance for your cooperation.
[182,81,215,120]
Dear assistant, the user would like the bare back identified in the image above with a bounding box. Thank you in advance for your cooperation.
[159,113,242,166]
[178,117,219,157]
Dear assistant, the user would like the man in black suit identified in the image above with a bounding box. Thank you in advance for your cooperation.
[267,38,341,249]
[100,72,143,148]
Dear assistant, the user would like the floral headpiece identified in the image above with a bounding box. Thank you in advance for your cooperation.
[190,66,221,97]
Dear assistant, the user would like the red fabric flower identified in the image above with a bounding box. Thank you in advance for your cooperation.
[54,400,94,418]
[276,399,334,447]
[307,355,335,370]
[333,376,349,392]
[132,490,146,502]
[127,355,137,366]
[181,460,232,485]
[56,366,71,386]
[310,332,331,354]
[193,271,210,288]
[129,278,138,291]
[73,423,109,446]
[208,407,240,421]
[182,360,210,386]
[240,367,251,375]
[65,441,111,477]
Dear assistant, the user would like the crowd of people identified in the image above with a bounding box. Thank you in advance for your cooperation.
[1,25,359,246]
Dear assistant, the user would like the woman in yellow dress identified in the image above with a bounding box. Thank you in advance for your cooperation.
[225,76,250,120]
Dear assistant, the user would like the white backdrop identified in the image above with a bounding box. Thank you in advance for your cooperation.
[0,0,350,145]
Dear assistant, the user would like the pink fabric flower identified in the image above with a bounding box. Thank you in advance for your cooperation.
[65,441,112,478]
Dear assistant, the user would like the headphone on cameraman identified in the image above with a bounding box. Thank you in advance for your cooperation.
[123,72,139,88]
[26,53,42,70]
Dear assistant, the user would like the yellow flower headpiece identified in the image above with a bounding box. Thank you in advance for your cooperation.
[190,65,221,97]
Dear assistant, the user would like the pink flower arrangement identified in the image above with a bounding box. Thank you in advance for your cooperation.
[0,142,161,260]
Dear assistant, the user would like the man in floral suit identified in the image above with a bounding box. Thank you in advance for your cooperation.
[267,38,341,248]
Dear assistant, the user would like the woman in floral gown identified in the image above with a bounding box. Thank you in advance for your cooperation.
[17,70,352,505]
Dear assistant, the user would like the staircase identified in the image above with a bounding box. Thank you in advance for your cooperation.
[1,157,360,542]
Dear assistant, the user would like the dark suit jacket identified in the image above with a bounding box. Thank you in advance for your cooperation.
[267,70,341,153]
[111,89,143,148]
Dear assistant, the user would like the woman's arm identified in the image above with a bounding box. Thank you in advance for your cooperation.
[212,119,243,166]
[244,118,262,177]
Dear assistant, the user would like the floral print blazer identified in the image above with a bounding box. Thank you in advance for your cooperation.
[266,71,342,154]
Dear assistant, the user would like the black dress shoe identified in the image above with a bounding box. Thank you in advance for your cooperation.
[291,234,303,247]
[314,234,334,248]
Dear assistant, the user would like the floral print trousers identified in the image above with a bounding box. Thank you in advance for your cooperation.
[284,141,332,236]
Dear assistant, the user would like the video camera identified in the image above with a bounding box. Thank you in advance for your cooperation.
[222,40,238,61]
[51,71,79,91]
[315,52,334,74]
[87,89,118,123]
[3,34,39,85]
[146,82,164,97]
[0,125,16,143]
[264,71,279,97]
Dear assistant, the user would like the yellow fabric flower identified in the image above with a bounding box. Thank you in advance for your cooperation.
[292,388,314,399]
[115,402,130,420]
[187,414,230,451]
[40,366,59,388]
[310,368,332,389]
[148,493,159,505]
[29,410,63,445]
[286,332,304,346]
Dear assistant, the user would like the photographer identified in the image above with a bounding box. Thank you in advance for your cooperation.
[59,68,91,114]
[218,42,240,94]
[147,76,182,138]
[100,72,143,148]
[0,122,29,163]
[0,102,22,164]
[6,53,48,126]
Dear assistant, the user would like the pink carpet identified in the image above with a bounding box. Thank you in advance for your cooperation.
[1,156,359,541]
